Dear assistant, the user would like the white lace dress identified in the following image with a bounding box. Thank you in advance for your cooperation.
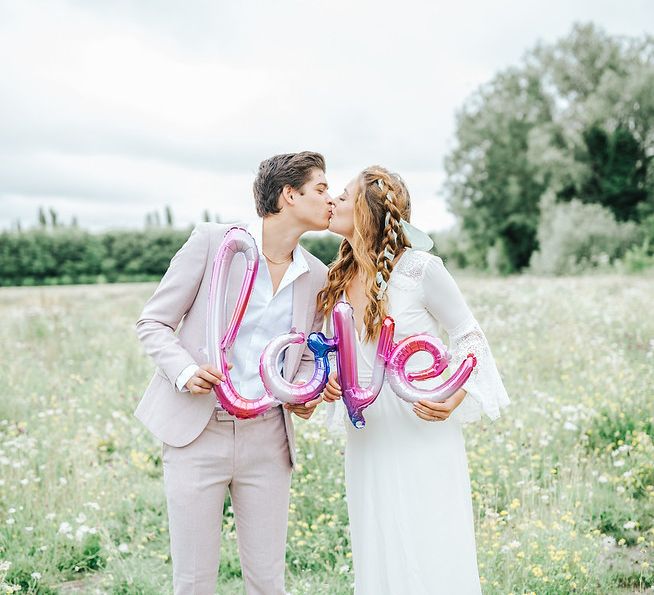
[333,249,510,595]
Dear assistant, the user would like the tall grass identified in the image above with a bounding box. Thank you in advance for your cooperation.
[1,275,652,593]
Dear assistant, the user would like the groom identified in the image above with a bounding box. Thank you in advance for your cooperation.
[134,151,332,594]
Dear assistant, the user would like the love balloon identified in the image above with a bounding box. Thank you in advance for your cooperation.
[207,226,476,425]
[207,227,334,419]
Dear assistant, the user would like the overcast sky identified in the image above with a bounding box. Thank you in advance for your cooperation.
[1,0,652,233]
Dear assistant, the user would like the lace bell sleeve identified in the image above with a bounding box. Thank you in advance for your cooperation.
[422,256,510,424]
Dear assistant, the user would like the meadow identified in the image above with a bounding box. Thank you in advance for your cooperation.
[0,274,653,594]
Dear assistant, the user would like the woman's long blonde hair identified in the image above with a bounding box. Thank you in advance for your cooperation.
[317,165,412,341]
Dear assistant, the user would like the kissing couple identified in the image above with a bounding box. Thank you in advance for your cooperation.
[135,151,509,594]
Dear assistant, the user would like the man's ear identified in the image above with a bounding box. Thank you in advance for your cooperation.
[280,184,295,208]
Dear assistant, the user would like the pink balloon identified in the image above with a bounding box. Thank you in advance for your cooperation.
[386,334,477,403]
[332,301,394,429]
[207,227,276,419]
[331,300,478,428]
[259,330,337,405]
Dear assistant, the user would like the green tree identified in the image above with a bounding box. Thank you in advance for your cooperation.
[445,23,654,272]
[165,205,174,227]
[445,67,551,270]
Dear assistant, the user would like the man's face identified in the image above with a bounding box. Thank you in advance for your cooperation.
[292,168,333,231]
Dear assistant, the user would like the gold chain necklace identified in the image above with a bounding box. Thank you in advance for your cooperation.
[263,251,293,265]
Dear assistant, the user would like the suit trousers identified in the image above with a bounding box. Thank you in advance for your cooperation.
[162,406,292,594]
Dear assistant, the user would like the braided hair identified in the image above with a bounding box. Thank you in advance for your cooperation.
[317,165,412,341]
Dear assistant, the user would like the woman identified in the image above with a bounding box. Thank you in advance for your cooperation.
[319,166,510,594]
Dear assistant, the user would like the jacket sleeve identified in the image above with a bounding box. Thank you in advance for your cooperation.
[135,224,210,388]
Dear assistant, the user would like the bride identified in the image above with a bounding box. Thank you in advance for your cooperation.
[318,166,510,594]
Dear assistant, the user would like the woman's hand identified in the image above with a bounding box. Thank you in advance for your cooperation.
[412,389,466,422]
[322,371,342,402]
[185,363,233,395]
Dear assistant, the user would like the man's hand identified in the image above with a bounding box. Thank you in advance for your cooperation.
[322,371,342,402]
[185,363,233,395]
[283,396,323,420]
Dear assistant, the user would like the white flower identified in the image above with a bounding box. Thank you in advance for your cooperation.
[509,540,521,549]
[118,543,129,553]
[84,502,100,511]
[598,475,608,483]
[25,526,34,532]
[6,518,15,525]
[563,421,578,431]
[76,513,87,524]
[623,521,637,530]
[31,572,41,580]
[339,564,349,574]
[45,513,56,521]
[8,508,15,514]
[58,521,72,535]
[75,525,90,541]
[613,460,625,468]
[616,486,626,493]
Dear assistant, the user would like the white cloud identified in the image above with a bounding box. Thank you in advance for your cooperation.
[0,0,652,231]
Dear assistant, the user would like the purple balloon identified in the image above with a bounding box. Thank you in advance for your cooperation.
[386,334,477,403]
[207,227,276,419]
[330,300,478,428]
[332,301,394,429]
[260,330,337,405]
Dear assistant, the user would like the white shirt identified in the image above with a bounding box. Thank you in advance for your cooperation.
[176,219,309,404]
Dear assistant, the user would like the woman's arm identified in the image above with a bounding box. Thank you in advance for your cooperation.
[419,255,510,423]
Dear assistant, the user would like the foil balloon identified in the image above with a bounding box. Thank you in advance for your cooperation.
[260,331,337,405]
[330,300,478,428]
[207,226,276,419]
[385,335,477,404]
[331,301,395,429]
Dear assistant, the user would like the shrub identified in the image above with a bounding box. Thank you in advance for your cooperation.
[530,192,642,275]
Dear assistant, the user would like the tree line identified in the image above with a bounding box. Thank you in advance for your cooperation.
[0,214,342,287]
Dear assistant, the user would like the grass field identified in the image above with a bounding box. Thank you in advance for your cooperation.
[1,274,653,594]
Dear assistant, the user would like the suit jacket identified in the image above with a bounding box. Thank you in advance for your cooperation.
[134,222,327,466]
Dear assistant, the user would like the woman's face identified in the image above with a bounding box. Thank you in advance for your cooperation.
[328,177,358,239]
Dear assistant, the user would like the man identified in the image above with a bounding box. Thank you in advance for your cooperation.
[134,152,332,594]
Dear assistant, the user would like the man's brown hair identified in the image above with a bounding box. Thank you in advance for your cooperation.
[253,151,326,217]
